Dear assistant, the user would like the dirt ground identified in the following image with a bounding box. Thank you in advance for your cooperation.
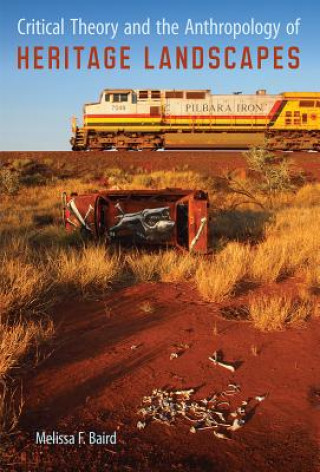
[1,150,320,181]
[1,281,319,471]
[1,151,320,471]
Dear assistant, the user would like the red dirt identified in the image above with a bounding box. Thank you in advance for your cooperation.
[1,150,320,470]
[1,151,320,180]
[4,282,320,471]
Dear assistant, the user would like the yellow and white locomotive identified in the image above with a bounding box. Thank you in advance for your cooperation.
[71,88,320,151]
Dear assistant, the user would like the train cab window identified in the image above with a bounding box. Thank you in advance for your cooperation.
[139,90,148,99]
[285,111,292,117]
[105,94,110,102]
[113,93,128,103]
[165,91,184,99]
[299,100,314,107]
[316,101,320,108]
[151,90,161,99]
[285,118,292,125]
[302,113,308,123]
[186,91,206,99]
[294,111,300,117]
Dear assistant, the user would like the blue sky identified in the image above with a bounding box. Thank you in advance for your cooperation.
[1,0,319,150]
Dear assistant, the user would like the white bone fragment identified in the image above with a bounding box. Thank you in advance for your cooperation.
[216,400,230,408]
[212,411,226,421]
[137,421,146,430]
[227,418,246,432]
[170,353,179,360]
[190,426,197,433]
[224,389,238,396]
[214,431,231,440]
[175,388,194,395]
[236,406,247,416]
[255,394,268,402]
[197,425,218,431]
[209,354,236,373]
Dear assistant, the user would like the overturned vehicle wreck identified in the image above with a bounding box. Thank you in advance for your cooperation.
[63,189,209,253]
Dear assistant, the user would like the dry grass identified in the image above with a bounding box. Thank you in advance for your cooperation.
[0,257,54,320]
[125,250,197,283]
[249,294,315,331]
[250,206,320,282]
[125,252,163,282]
[125,170,212,191]
[0,319,53,377]
[158,251,198,282]
[294,183,320,207]
[195,242,250,302]
[51,246,122,297]
[0,317,53,432]
[304,259,320,293]
[0,178,115,432]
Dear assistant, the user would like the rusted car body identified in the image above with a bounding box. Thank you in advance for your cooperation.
[63,189,209,253]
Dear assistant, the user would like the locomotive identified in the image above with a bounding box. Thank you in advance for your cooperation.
[71,88,320,151]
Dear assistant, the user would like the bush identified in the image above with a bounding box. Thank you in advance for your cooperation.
[20,173,47,187]
[11,158,34,170]
[195,243,250,302]
[0,169,20,195]
[244,147,293,193]
[249,294,315,331]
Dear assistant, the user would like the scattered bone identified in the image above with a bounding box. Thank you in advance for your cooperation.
[224,389,239,396]
[236,405,247,416]
[209,351,236,373]
[228,383,241,391]
[214,431,231,440]
[212,411,226,421]
[227,418,246,432]
[170,353,179,360]
[197,425,218,431]
[226,383,241,394]
[216,400,230,409]
[175,389,194,395]
[136,421,146,430]
[255,394,268,402]
[137,384,266,440]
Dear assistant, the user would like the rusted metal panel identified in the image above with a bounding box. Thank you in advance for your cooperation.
[63,189,209,252]
[63,192,99,236]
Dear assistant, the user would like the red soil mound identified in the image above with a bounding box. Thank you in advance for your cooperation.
[5,282,319,471]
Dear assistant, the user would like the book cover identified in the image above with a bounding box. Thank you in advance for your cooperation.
[0,1,319,470]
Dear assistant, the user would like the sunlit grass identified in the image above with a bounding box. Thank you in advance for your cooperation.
[195,242,250,302]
